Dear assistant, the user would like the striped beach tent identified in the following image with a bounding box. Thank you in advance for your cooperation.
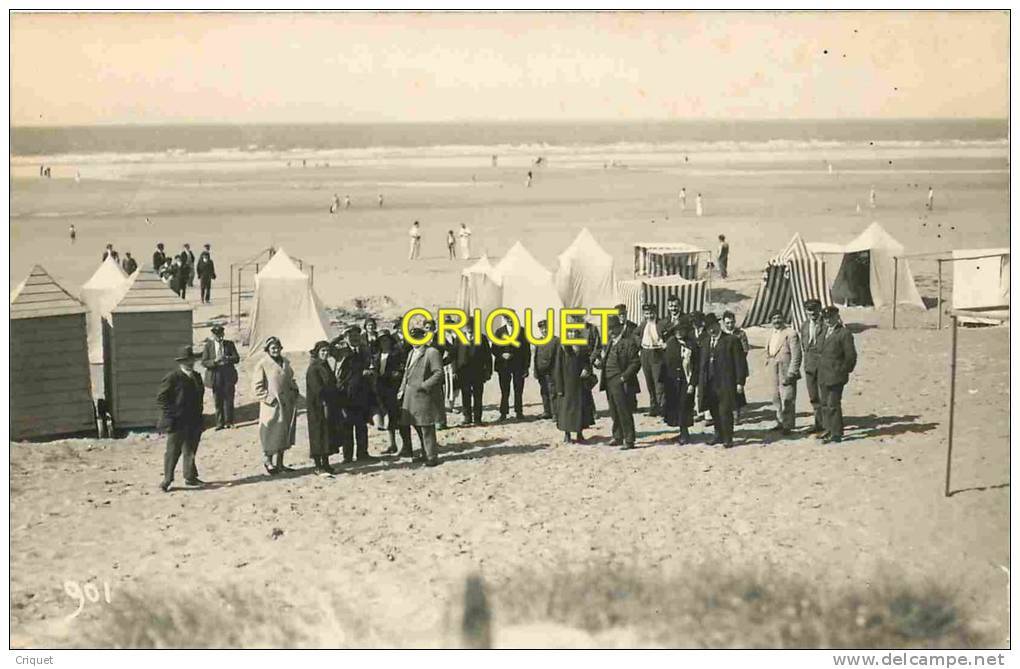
[633,242,709,279]
[742,234,832,330]
[617,276,708,320]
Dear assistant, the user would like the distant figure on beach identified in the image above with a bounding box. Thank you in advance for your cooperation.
[145,217,153,226]
[526,171,533,188]
[827,162,834,176]
[856,202,862,215]
[696,193,704,217]
[491,155,498,167]
[169,256,187,298]
[44,167,51,178]
[330,194,339,214]
[344,195,351,210]
[869,186,876,209]
[716,235,729,279]
[535,157,544,167]
[153,243,167,272]
[75,171,81,183]
[679,187,687,210]
[69,224,76,244]
[447,230,457,260]
[196,244,216,304]
[458,223,472,259]
[408,221,422,260]
[378,193,384,208]
[122,252,138,275]
[926,186,935,210]
[102,243,119,263]
[39,165,44,177]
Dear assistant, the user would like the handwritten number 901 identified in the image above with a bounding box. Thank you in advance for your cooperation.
[64,580,112,619]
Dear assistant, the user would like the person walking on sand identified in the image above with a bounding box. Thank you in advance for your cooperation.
[398,325,445,467]
[458,223,472,259]
[344,194,351,210]
[817,306,857,444]
[201,324,240,430]
[378,193,384,208]
[69,224,76,244]
[447,230,457,260]
[253,336,300,475]
[156,346,205,492]
[181,244,196,288]
[152,243,167,272]
[306,340,340,476]
[599,315,642,450]
[763,310,802,435]
[696,193,704,217]
[408,221,422,260]
[679,187,687,211]
[926,186,935,211]
[716,234,730,279]
[196,244,216,304]
[526,170,533,188]
[121,252,138,275]
[869,186,876,209]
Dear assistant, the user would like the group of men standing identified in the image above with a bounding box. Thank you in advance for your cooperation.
[152,242,216,303]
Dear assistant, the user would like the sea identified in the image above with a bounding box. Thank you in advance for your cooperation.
[9,118,1009,178]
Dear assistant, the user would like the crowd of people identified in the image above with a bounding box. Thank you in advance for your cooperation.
[156,297,858,491]
[150,241,217,303]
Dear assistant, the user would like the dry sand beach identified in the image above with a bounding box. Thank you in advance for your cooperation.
[9,131,1010,647]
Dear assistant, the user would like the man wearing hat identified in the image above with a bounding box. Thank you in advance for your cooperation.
[491,316,531,422]
[156,345,206,491]
[817,306,857,443]
[334,325,380,464]
[599,315,642,449]
[697,313,747,447]
[453,316,492,425]
[398,325,445,467]
[798,299,827,433]
[196,243,216,305]
[152,242,167,272]
[532,319,558,420]
[201,324,240,430]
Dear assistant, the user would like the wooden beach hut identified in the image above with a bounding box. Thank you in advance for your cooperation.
[106,269,193,430]
[10,265,95,440]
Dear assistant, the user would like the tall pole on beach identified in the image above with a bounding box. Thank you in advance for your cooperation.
[945,314,959,497]
[937,259,943,330]
[892,257,899,329]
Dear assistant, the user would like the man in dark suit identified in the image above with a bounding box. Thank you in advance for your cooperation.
[201,324,240,430]
[636,302,669,416]
[196,244,216,305]
[152,243,167,272]
[697,313,748,447]
[156,346,205,492]
[491,319,532,421]
[102,243,119,263]
[659,294,684,339]
[600,315,642,450]
[532,319,558,420]
[454,318,492,425]
[333,325,380,464]
[817,305,857,443]
[613,303,639,338]
[122,252,138,275]
[181,243,196,288]
[798,299,827,433]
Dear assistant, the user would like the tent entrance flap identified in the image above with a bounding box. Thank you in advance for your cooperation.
[831,251,873,307]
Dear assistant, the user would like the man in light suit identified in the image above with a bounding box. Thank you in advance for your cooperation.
[798,299,826,433]
[398,327,445,467]
[201,324,240,430]
[600,315,643,450]
[763,310,802,434]
[636,303,669,416]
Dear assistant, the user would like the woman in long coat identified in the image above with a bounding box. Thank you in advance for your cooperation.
[253,336,300,474]
[552,328,596,444]
[662,318,699,444]
[305,340,339,475]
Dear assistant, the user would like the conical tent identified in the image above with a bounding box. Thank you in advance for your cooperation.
[81,256,130,363]
[494,242,563,328]
[743,233,832,330]
[247,249,334,353]
[555,228,617,310]
[458,255,503,321]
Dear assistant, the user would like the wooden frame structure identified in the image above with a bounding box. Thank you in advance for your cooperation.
[892,250,1008,330]
[228,247,314,327]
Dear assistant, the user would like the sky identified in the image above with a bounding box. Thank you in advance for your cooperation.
[9,11,1010,126]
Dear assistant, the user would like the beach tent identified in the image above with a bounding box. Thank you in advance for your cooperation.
[494,242,564,326]
[81,256,130,364]
[247,248,334,354]
[633,242,709,279]
[555,228,618,310]
[617,276,708,321]
[808,222,926,310]
[742,233,833,330]
[951,248,1009,324]
[11,266,95,440]
[106,269,194,430]
[457,255,503,320]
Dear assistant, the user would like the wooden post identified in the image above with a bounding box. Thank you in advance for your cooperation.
[945,315,959,497]
[237,268,243,326]
[310,264,315,286]
[892,257,899,329]
[937,259,943,330]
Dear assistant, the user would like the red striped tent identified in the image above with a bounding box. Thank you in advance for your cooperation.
[617,276,708,320]
[633,242,709,279]
[742,234,832,330]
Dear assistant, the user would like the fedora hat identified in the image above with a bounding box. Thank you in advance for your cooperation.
[175,345,200,362]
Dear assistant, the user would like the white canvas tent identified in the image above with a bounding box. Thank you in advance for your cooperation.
[494,242,564,327]
[457,255,503,320]
[808,222,926,310]
[247,249,334,353]
[555,228,618,310]
[81,256,130,364]
[951,248,1009,324]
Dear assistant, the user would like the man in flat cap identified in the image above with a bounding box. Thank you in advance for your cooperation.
[817,306,857,443]
[334,325,379,464]
[697,313,747,447]
[799,299,827,433]
[156,345,205,492]
[201,324,240,430]
[599,314,642,450]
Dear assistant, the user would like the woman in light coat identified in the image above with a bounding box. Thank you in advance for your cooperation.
[253,336,301,474]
